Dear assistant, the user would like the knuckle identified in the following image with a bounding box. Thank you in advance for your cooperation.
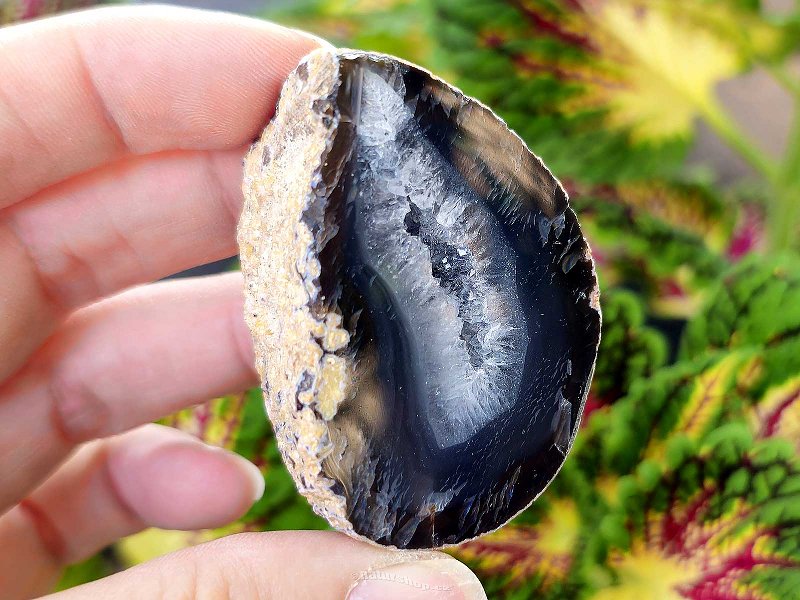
[49,361,110,444]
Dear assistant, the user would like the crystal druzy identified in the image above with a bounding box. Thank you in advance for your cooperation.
[238,48,601,549]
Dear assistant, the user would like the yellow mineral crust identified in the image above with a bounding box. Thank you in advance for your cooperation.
[238,47,353,532]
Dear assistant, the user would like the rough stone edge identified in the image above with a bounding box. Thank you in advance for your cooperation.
[238,47,354,535]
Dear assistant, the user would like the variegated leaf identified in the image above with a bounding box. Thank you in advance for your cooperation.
[587,429,800,599]
[431,0,795,183]
[0,0,98,25]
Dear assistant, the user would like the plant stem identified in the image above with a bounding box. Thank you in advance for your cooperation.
[699,98,778,184]
[766,64,800,101]
[699,95,800,252]
[769,101,800,252]
[770,185,800,252]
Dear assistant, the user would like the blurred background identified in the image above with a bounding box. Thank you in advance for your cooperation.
[4,1,800,598]
[138,0,800,186]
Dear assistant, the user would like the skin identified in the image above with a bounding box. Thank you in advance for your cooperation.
[0,6,485,599]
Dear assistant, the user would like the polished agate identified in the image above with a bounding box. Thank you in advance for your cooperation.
[238,48,601,549]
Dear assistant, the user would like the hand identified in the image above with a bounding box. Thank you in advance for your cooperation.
[0,6,486,599]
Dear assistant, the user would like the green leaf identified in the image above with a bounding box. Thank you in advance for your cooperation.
[574,179,731,317]
[682,253,800,400]
[586,436,800,599]
[591,351,742,474]
[55,552,115,591]
[265,0,436,69]
[572,183,731,316]
[683,253,800,357]
[430,0,794,184]
[591,290,668,404]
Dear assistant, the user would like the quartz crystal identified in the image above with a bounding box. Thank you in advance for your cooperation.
[238,48,601,549]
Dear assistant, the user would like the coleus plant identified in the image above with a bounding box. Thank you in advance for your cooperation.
[0,0,96,24]
[11,0,797,597]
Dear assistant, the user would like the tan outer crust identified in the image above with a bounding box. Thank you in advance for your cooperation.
[238,47,353,533]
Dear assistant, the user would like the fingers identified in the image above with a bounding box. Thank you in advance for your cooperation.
[0,272,257,511]
[0,424,264,600]
[9,149,245,309]
[49,531,487,600]
[0,5,321,207]
[0,219,61,383]
[0,148,243,382]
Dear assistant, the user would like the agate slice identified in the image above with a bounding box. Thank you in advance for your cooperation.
[238,48,601,549]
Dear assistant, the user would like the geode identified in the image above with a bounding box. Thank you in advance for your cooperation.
[238,48,601,549]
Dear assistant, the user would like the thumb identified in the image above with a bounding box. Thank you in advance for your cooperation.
[46,531,487,600]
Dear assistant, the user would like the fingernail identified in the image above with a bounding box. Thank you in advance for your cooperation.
[223,450,265,503]
[346,557,487,600]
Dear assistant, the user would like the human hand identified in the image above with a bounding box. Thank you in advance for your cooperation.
[0,6,486,599]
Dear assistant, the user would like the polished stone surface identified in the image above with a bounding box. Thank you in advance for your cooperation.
[239,48,600,549]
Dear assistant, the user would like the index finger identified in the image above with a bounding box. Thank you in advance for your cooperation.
[0,5,321,207]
